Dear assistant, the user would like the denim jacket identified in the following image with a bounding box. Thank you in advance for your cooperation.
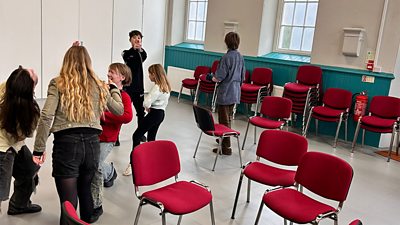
[33,78,123,153]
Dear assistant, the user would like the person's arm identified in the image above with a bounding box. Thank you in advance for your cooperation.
[143,85,160,109]
[214,56,229,82]
[139,48,147,62]
[106,84,124,116]
[102,92,133,124]
[33,79,59,162]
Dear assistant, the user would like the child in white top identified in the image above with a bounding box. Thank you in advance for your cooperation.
[123,64,171,176]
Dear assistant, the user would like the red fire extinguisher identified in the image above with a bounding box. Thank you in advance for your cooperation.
[353,91,368,121]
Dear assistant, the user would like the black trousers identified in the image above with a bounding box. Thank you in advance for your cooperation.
[128,92,145,125]
[0,146,40,209]
[131,108,165,151]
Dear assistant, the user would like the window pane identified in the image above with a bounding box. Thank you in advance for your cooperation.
[282,3,294,25]
[290,27,302,50]
[203,22,206,40]
[189,2,197,21]
[197,2,206,21]
[293,3,306,26]
[195,22,204,41]
[279,26,292,49]
[187,21,195,40]
[305,3,318,26]
[301,28,314,51]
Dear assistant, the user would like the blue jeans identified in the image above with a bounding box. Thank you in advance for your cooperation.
[0,146,40,209]
[91,142,114,208]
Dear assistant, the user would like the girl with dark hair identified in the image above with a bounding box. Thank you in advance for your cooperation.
[0,67,41,215]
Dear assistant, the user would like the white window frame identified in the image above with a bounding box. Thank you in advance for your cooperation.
[184,0,208,44]
[273,0,319,55]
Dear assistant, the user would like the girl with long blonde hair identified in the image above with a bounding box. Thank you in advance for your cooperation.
[123,64,171,176]
[33,42,123,224]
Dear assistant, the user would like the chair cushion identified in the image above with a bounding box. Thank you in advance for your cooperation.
[312,106,344,118]
[182,78,198,88]
[249,117,285,129]
[264,188,336,224]
[244,162,296,187]
[142,181,212,215]
[241,83,263,92]
[206,124,240,136]
[284,83,313,93]
[360,116,396,133]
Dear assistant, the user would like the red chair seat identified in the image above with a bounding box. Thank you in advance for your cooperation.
[142,181,212,215]
[244,162,296,187]
[312,106,344,118]
[205,124,240,136]
[264,188,336,224]
[241,83,264,92]
[250,117,285,129]
[361,116,396,129]
[182,78,198,87]
[284,83,314,93]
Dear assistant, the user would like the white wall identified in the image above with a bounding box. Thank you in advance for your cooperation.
[166,0,185,46]
[0,0,166,98]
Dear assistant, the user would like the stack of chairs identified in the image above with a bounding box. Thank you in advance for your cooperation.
[177,65,210,103]
[239,68,273,118]
[194,60,220,112]
[283,65,323,133]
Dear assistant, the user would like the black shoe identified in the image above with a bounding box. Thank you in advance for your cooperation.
[114,139,120,146]
[89,206,103,223]
[104,170,117,188]
[140,135,147,142]
[8,203,42,215]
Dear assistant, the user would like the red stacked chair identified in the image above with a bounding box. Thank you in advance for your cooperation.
[177,66,210,103]
[239,68,273,118]
[283,65,323,133]
[303,88,353,148]
[351,96,400,161]
[194,60,219,112]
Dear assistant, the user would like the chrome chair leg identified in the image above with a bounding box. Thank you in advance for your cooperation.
[362,129,366,146]
[242,121,251,150]
[212,138,222,171]
[178,85,183,103]
[134,199,144,225]
[303,110,312,137]
[194,82,201,105]
[253,126,257,145]
[236,136,242,167]
[161,212,166,225]
[231,172,245,219]
[315,119,319,136]
[387,125,397,162]
[345,119,348,142]
[246,179,251,203]
[177,215,182,225]
[351,120,361,153]
[193,132,202,158]
[254,200,264,225]
[333,115,343,148]
[209,200,216,225]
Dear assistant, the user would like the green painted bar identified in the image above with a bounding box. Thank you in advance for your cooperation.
[165,45,395,147]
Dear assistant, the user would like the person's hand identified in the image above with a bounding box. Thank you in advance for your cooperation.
[27,68,39,87]
[72,41,80,46]
[32,152,46,165]
[145,107,150,113]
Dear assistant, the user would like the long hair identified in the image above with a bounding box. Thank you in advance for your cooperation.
[109,63,132,86]
[0,68,40,141]
[148,64,171,93]
[56,46,108,122]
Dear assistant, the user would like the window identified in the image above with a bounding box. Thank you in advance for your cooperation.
[276,0,318,54]
[186,0,208,43]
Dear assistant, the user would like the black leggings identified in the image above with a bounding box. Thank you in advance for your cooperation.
[56,175,93,224]
[131,108,165,151]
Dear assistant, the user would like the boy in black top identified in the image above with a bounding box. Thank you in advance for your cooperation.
[122,30,147,144]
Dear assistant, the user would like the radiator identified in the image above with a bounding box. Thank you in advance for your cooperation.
[167,66,194,95]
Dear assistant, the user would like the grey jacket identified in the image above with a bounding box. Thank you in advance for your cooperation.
[34,78,123,153]
[215,49,245,105]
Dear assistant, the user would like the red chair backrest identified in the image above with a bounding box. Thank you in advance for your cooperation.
[260,96,292,119]
[256,130,308,166]
[296,65,322,86]
[251,67,273,86]
[369,96,400,119]
[323,88,352,110]
[211,60,219,74]
[132,140,181,186]
[62,201,90,225]
[244,70,251,83]
[194,66,211,80]
[349,219,363,225]
[295,152,353,202]
[193,105,216,132]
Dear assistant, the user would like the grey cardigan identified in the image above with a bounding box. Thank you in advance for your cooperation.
[34,78,123,153]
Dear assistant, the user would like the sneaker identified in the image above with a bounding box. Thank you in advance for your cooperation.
[104,170,117,188]
[8,203,42,215]
[140,136,147,142]
[123,164,132,176]
[212,147,232,155]
[89,206,103,223]
[114,139,120,146]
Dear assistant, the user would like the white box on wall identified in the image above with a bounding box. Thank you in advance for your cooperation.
[342,28,366,57]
